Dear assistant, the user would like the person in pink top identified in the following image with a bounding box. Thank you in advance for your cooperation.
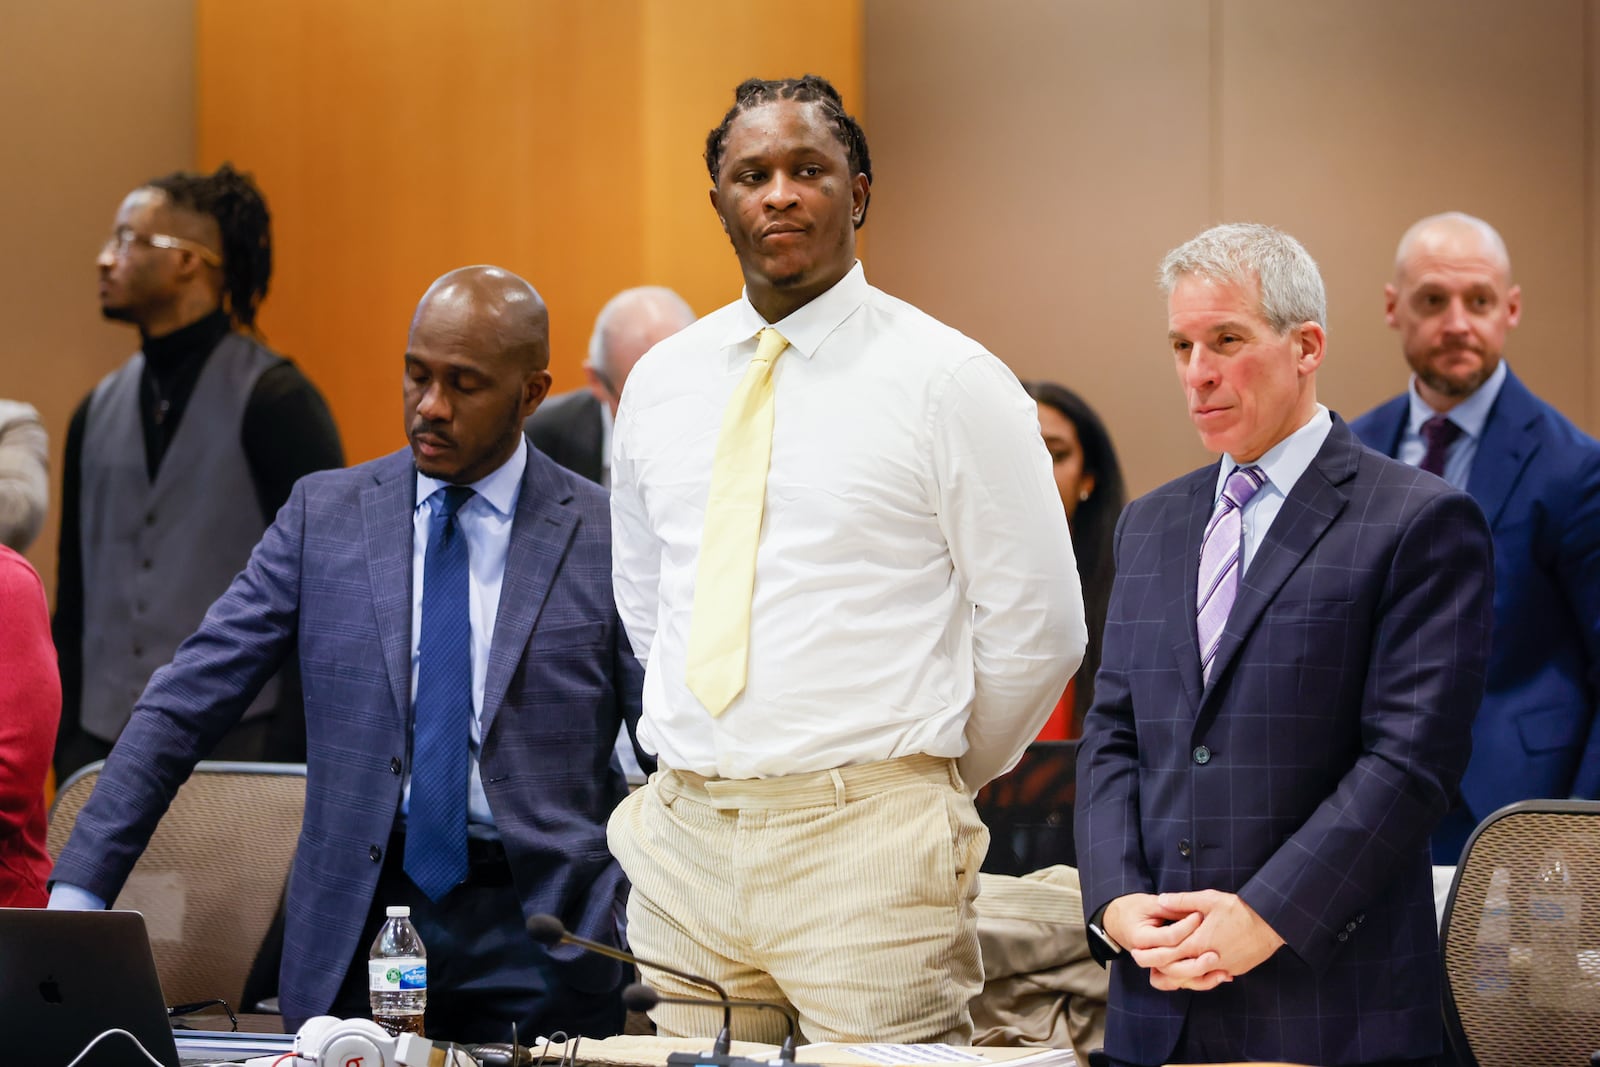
[0,544,60,906]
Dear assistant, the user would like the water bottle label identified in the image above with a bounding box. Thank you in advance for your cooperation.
[369,957,427,991]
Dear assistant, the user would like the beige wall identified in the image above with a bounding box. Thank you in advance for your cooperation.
[0,1,195,593]
[865,0,1598,497]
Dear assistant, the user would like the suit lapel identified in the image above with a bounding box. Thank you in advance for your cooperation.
[1363,395,1408,456]
[578,394,606,485]
[362,454,419,726]
[479,449,578,739]
[1202,420,1356,702]
[1466,370,1541,528]
[1166,469,1215,713]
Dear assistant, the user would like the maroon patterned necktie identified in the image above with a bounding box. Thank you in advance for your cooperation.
[1419,415,1462,477]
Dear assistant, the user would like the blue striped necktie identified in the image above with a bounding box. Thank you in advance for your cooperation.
[1196,465,1266,684]
[405,484,475,901]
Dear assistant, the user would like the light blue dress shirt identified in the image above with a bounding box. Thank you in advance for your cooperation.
[408,437,526,831]
[48,440,530,912]
[1396,360,1508,490]
[1214,404,1334,576]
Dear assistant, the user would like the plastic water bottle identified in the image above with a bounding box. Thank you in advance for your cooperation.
[369,905,427,1036]
[1529,849,1581,1011]
[1472,866,1512,999]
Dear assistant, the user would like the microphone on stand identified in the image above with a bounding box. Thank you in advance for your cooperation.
[525,913,732,1055]
[622,983,799,1065]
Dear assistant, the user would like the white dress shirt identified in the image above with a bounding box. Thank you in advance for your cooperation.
[409,436,527,829]
[611,263,1085,788]
[1213,404,1333,574]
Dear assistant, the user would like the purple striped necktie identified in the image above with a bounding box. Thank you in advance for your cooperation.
[1197,465,1267,684]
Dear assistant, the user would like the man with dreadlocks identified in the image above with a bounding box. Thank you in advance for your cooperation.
[607,75,1085,1043]
[53,163,343,779]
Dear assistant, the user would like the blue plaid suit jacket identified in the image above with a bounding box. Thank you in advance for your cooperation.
[1075,417,1493,1066]
[1353,369,1600,850]
[51,446,646,1022]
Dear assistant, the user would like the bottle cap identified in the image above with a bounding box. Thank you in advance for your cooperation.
[386,905,411,918]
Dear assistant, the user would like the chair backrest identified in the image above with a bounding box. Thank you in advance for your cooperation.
[48,760,306,1010]
[974,740,1078,876]
[1439,799,1600,1067]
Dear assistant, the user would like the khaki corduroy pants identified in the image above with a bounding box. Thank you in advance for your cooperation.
[607,753,989,1044]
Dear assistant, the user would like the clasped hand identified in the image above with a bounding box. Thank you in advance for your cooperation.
[1102,889,1284,992]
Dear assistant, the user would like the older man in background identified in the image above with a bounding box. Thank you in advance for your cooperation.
[525,286,695,487]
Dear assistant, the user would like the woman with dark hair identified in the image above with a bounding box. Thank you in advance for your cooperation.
[1023,381,1126,737]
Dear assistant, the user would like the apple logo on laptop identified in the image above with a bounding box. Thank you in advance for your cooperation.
[38,976,63,1004]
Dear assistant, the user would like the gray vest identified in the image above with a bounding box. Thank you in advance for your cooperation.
[79,332,284,742]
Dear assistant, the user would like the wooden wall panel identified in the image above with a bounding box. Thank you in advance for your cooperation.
[197,0,863,467]
[867,0,1597,498]
[0,0,194,591]
[1218,0,1590,436]
[197,0,646,463]
[865,0,1218,491]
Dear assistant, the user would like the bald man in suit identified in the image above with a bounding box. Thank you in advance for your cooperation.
[52,266,648,1041]
[525,286,694,487]
[1352,212,1600,863]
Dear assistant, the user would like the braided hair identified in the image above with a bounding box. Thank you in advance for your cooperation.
[704,74,873,227]
[146,162,272,331]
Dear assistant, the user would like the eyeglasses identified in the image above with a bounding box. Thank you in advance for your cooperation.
[100,228,222,267]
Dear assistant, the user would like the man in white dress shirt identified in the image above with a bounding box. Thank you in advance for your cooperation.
[607,74,1085,1044]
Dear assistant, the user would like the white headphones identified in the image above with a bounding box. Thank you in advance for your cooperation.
[294,1016,396,1066]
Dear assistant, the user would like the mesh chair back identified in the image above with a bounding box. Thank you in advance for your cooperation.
[974,740,1078,876]
[1440,799,1600,1066]
[47,761,306,1010]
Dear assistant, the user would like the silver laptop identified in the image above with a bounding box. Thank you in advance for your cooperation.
[0,908,181,1067]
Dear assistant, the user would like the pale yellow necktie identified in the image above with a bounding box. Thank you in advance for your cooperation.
[684,327,789,715]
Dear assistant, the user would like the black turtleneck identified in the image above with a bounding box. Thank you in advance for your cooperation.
[53,312,344,758]
[136,308,233,479]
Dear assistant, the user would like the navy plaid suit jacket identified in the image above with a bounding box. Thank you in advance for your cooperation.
[1075,417,1493,1066]
[52,445,646,1022]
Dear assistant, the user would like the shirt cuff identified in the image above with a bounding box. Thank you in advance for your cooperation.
[48,883,108,911]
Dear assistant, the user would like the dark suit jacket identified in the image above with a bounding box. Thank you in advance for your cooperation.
[51,445,646,1022]
[1352,369,1600,831]
[1075,417,1493,1066]
[525,390,605,485]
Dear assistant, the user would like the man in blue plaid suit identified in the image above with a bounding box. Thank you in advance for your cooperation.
[51,266,647,1041]
[1076,224,1494,1067]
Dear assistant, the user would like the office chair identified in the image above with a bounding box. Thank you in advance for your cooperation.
[48,760,307,1014]
[1439,799,1600,1067]
[974,740,1078,876]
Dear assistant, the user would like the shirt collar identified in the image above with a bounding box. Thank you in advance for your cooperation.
[1215,404,1332,502]
[1406,359,1507,440]
[414,435,527,518]
[719,261,868,359]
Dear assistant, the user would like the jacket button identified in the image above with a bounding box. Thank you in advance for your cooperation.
[390,757,403,775]
[1337,931,1349,942]
[1178,839,1193,858]
[1192,745,1211,765]
[369,844,383,862]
